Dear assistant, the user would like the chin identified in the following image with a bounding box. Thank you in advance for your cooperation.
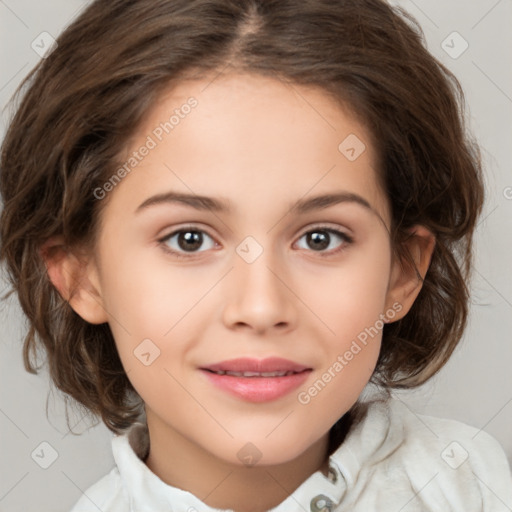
[208,430,323,469]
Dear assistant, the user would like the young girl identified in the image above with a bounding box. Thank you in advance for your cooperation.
[1,0,511,511]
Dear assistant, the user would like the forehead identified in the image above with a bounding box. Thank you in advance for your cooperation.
[106,71,390,229]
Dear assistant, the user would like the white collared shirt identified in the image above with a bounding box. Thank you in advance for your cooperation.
[70,396,512,511]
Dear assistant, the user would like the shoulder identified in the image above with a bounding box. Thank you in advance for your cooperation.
[69,467,128,512]
[331,395,512,510]
[387,397,512,510]
[392,397,511,472]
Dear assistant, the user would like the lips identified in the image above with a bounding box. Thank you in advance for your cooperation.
[199,357,312,402]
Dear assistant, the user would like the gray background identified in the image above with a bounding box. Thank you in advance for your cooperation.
[1,1,511,511]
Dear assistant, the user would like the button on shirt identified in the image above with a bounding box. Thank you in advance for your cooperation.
[70,397,512,511]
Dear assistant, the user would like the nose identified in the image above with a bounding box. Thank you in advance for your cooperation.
[221,243,297,335]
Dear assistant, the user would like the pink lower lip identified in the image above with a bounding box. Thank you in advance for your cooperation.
[200,369,311,402]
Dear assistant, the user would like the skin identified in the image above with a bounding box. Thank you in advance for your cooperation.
[45,71,435,512]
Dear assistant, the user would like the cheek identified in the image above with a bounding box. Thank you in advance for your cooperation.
[97,248,217,382]
[99,245,208,334]
[302,243,391,341]
[296,242,390,405]
[294,255,388,427]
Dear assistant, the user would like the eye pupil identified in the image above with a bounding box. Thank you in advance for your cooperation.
[178,231,203,251]
[308,231,329,251]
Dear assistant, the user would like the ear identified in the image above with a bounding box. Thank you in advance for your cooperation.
[40,236,108,324]
[384,225,436,322]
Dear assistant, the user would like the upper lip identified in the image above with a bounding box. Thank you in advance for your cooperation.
[201,357,311,373]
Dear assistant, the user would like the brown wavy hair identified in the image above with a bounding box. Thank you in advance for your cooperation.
[0,0,484,436]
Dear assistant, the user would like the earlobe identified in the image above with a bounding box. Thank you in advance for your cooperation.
[40,237,108,325]
[385,225,436,322]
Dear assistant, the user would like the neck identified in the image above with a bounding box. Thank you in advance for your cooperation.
[144,412,331,512]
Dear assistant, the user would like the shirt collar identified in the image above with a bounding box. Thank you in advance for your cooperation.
[112,393,403,511]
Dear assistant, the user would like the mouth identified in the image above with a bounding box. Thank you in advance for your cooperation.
[203,369,302,377]
[199,357,312,402]
[201,356,311,374]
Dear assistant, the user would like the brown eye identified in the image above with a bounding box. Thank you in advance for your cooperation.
[306,231,330,251]
[160,228,216,255]
[177,231,203,251]
[296,228,353,254]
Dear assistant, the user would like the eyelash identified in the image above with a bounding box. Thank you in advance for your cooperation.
[157,224,354,260]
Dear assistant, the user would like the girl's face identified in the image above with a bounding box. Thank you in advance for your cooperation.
[72,72,424,467]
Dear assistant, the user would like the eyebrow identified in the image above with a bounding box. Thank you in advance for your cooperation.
[135,190,376,216]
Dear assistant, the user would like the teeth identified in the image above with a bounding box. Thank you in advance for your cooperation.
[234,371,260,377]
[212,370,296,377]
